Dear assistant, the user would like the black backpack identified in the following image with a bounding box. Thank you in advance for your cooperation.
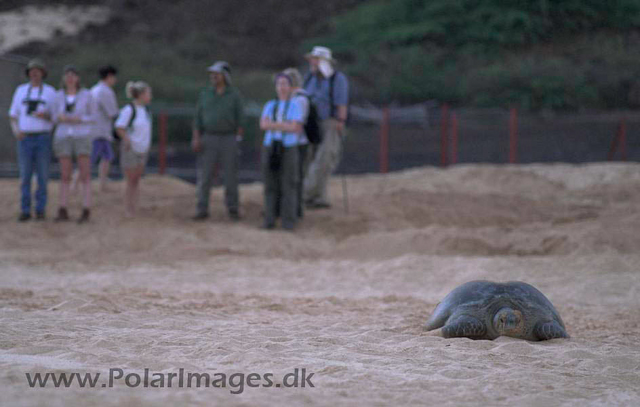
[297,92,322,145]
[112,102,137,140]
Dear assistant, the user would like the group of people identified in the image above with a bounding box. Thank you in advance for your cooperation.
[193,46,349,230]
[8,45,349,231]
[8,59,153,222]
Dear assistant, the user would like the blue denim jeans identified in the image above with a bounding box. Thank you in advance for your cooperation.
[17,133,51,214]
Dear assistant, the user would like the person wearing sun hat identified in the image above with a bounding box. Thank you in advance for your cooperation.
[191,61,245,221]
[8,58,57,222]
[52,64,96,224]
[302,46,349,209]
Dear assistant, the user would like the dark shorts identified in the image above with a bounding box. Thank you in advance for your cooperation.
[91,138,114,164]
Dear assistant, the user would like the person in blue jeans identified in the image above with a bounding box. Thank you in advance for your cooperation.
[8,59,57,222]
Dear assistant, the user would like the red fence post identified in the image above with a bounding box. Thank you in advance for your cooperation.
[620,118,627,161]
[608,118,627,161]
[509,107,518,164]
[379,106,390,173]
[450,112,458,165]
[159,112,168,175]
[440,103,449,167]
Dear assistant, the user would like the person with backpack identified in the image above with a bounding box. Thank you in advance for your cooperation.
[52,65,96,223]
[259,71,305,230]
[302,46,349,209]
[282,67,315,219]
[114,81,152,217]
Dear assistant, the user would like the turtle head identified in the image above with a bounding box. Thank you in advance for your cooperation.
[493,307,523,334]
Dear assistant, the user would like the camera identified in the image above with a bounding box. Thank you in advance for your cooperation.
[26,100,41,115]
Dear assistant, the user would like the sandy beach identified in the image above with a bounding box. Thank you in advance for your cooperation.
[1,163,639,406]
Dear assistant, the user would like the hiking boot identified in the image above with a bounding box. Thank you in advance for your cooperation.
[192,212,209,221]
[77,208,90,224]
[35,211,46,221]
[54,207,70,222]
[18,213,31,222]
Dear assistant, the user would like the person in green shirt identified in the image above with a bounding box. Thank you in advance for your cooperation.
[192,61,244,221]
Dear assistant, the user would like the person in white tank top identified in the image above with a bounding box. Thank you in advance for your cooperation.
[114,81,153,217]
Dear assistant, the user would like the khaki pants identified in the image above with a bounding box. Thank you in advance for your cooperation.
[196,134,239,215]
[303,119,343,206]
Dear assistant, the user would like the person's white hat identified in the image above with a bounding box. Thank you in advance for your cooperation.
[207,61,232,85]
[305,46,335,63]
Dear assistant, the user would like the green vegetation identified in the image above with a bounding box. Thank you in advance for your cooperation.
[308,0,640,110]
[11,0,640,120]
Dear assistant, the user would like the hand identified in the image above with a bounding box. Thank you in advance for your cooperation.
[16,132,26,141]
[191,136,202,153]
[34,111,50,121]
[123,137,132,151]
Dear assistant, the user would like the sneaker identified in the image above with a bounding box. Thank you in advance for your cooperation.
[54,207,69,222]
[192,212,209,221]
[35,212,46,221]
[229,210,241,221]
[18,213,31,222]
[77,208,90,224]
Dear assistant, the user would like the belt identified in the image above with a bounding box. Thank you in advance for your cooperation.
[24,131,50,137]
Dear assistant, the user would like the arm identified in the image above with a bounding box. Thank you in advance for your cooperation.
[79,91,96,123]
[34,90,54,121]
[260,118,302,133]
[335,105,348,133]
[333,73,349,132]
[115,127,131,150]
[104,88,120,119]
[114,106,132,149]
[10,117,24,140]
[235,92,245,139]
[8,87,24,139]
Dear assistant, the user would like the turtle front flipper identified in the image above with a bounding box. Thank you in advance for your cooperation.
[442,315,487,339]
[534,321,569,341]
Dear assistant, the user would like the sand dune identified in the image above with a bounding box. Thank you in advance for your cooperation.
[1,163,639,406]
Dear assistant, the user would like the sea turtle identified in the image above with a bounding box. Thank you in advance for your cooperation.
[425,280,569,341]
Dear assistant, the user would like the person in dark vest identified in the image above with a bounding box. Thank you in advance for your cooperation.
[302,46,349,209]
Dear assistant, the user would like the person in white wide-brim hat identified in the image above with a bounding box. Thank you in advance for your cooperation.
[301,46,350,209]
[8,58,57,222]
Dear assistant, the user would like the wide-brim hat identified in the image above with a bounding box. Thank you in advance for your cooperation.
[207,61,232,85]
[25,58,48,79]
[305,46,336,63]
